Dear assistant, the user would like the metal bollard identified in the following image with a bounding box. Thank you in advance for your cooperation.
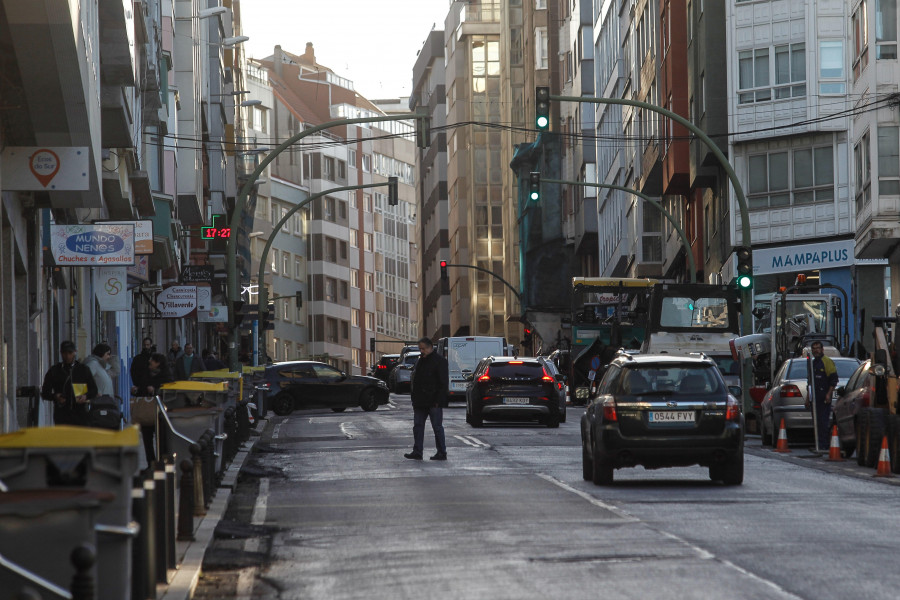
[177,459,196,541]
[237,401,250,443]
[224,407,237,462]
[142,476,158,595]
[191,442,206,517]
[203,429,216,505]
[165,457,177,569]
[153,463,168,584]
[131,485,149,600]
[70,543,96,600]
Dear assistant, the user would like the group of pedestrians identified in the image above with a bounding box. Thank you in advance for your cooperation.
[41,336,226,426]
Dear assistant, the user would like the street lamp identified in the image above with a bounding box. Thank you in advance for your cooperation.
[223,36,249,47]
[175,6,228,19]
[240,99,262,108]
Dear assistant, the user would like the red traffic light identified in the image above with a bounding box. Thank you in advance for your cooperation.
[440,260,447,267]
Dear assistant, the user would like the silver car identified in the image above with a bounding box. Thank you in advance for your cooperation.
[389,351,420,394]
[760,356,859,445]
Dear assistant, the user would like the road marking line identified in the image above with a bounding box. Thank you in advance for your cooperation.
[272,418,288,439]
[236,477,270,598]
[538,473,802,599]
[536,474,637,521]
[454,434,490,448]
[340,422,357,439]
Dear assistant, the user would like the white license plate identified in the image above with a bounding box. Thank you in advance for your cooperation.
[648,411,694,424]
[503,397,531,405]
[450,382,467,391]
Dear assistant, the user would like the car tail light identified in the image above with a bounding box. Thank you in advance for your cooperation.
[478,367,490,382]
[860,379,872,407]
[780,384,803,397]
[726,395,741,423]
[377,364,386,370]
[601,396,617,422]
[541,366,554,383]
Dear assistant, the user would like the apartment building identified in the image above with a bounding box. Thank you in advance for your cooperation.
[250,45,417,374]
[411,31,451,341]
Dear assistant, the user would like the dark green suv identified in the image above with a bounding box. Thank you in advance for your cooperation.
[580,352,744,485]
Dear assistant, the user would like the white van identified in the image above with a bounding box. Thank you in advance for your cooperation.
[436,336,509,401]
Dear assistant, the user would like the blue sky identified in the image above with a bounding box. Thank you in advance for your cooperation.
[241,0,451,99]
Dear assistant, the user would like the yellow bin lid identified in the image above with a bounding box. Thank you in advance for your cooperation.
[160,381,229,392]
[0,425,141,448]
[191,369,242,379]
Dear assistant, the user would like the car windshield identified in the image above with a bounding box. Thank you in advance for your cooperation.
[786,359,858,380]
[404,353,420,365]
[616,365,722,395]
[659,296,730,329]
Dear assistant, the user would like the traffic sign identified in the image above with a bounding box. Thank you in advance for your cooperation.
[591,356,601,370]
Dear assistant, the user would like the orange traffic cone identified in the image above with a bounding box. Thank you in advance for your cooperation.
[874,435,892,477]
[826,425,844,462]
[774,418,791,453]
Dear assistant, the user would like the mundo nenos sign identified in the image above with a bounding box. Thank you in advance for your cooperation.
[49,224,135,266]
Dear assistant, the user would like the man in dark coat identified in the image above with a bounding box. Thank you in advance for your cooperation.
[174,343,206,380]
[41,340,98,426]
[130,336,155,394]
[405,337,449,461]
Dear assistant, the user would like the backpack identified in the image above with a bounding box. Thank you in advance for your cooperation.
[89,395,123,430]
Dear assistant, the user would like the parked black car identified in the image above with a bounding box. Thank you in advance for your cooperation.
[465,356,566,428]
[581,352,743,485]
[369,354,400,383]
[263,361,390,415]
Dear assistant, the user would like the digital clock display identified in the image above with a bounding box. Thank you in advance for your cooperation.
[201,227,231,239]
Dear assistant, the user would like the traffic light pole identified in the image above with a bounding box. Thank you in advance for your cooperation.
[226,113,425,371]
[442,263,522,306]
[550,94,754,415]
[543,179,696,283]
[255,182,392,365]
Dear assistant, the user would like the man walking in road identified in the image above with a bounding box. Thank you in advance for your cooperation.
[808,340,839,451]
[41,340,98,426]
[405,337,449,461]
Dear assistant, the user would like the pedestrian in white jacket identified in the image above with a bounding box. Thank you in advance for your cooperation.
[83,343,115,397]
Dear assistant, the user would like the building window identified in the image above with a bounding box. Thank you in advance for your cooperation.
[296,302,303,323]
[819,40,846,94]
[339,240,348,260]
[853,2,870,80]
[327,318,338,343]
[273,338,280,361]
[324,156,335,181]
[270,249,278,274]
[855,132,872,212]
[325,197,336,222]
[282,251,290,276]
[352,348,360,367]
[535,27,548,69]
[364,233,373,252]
[878,126,900,195]
[351,308,360,327]
[774,43,806,99]
[362,154,372,172]
[325,278,336,302]
[325,237,337,263]
[253,106,267,132]
[365,273,374,291]
[340,280,349,300]
[365,194,373,212]
[351,269,359,288]
[877,0,899,58]
[282,300,290,321]
[738,48,770,104]
[747,146,835,209]
[350,229,359,248]
[338,201,347,220]
[793,146,835,204]
[341,320,349,340]
[350,194,358,210]
[293,213,302,235]
[365,312,374,330]
[535,0,546,8]
[349,149,357,166]
[338,160,347,179]
[294,257,303,279]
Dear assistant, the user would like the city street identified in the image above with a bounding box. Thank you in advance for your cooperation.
[196,395,900,600]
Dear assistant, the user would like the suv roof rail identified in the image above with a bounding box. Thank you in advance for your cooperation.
[688,351,713,362]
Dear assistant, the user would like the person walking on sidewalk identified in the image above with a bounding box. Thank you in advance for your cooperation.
[174,342,205,380]
[404,337,449,461]
[41,340,98,426]
[807,340,838,451]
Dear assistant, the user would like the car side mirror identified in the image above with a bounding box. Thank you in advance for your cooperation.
[728,386,742,398]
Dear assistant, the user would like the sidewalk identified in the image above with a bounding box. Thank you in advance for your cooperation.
[157,434,258,600]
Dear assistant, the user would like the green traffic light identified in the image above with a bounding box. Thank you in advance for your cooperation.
[529,190,540,201]
[536,115,549,129]
[737,275,753,289]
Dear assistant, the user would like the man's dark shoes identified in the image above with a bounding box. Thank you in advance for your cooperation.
[404,452,423,460]
[430,452,447,461]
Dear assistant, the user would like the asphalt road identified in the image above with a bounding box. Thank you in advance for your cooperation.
[195,395,900,599]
